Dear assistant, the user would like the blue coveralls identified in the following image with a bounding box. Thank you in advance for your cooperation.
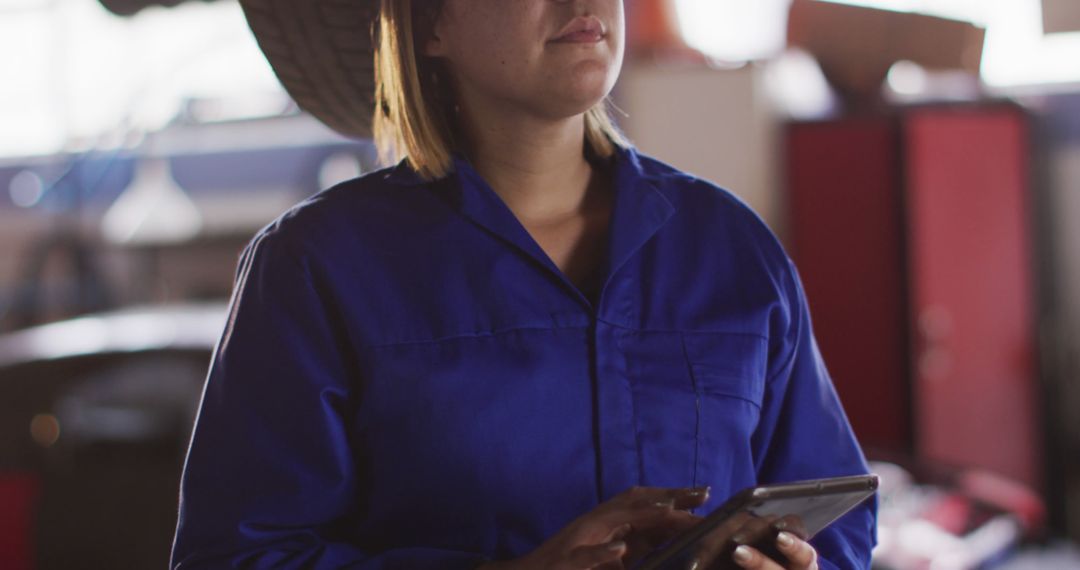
[171,146,876,569]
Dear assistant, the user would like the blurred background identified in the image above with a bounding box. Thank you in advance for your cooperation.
[1,0,1079,568]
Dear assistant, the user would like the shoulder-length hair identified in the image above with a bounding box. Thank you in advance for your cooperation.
[373,0,628,180]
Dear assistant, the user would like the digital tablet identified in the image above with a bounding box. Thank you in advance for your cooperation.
[633,474,879,570]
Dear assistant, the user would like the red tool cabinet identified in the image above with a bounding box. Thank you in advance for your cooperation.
[786,104,1042,491]
[0,473,39,570]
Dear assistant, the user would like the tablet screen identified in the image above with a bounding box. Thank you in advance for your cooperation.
[633,475,878,570]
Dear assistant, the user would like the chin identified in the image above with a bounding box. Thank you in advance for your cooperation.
[541,64,618,117]
[537,91,608,121]
[538,99,604,121]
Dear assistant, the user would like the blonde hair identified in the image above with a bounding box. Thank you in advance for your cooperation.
[373,0,628,180]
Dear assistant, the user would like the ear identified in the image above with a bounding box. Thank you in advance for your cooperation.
[422,9,449,57]
[423,32,446,57]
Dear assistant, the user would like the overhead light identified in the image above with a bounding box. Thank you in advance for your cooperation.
[102,157,202,245]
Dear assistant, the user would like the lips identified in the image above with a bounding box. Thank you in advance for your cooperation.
[551,15,606,43]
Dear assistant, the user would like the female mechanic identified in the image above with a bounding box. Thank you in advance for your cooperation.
[170,0,877,568]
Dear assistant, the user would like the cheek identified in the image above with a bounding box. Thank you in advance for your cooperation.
[453,30,538,89]
[445,2,538,66]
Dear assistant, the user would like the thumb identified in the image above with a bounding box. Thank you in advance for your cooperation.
[566,540,627,569]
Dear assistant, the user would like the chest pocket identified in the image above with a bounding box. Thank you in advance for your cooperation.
[682,332,767,407]
[681,332,768,492]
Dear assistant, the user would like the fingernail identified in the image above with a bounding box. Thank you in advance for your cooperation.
[607,540,627,551]
[733,545,753,564]
[777,531,796,548]
[773,519,789,531]
[731,534,746,545]
[686,559,700,570]
[653,499,675,509]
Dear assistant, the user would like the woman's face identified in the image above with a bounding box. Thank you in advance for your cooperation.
[426,0,625,122]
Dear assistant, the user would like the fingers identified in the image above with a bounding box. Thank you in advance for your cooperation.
[616,486,711,512]
[776,532,818,569]
[593,486,710,530]
[565,539,627,569]
[619,510,704,566]
[773,515,809,541]
[542,486,709,570]
[730,514,780,548]
[732,545,785,569]
[670,486,711,511]
[602,522,633,543]
[581,486,708,569]
[686,510,755,569]
[624,486,711,512]
[731,534,819,570]
[627,506,702,534]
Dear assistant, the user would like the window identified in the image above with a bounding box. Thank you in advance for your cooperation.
[0,0,282,158]
[674,0,1080,87]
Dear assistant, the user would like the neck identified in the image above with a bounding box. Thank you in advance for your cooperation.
[457,96,597,225]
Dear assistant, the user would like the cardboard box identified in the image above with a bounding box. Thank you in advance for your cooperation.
[787,0,985,104]
[616,63,783,234]
[1044,0,1080,34]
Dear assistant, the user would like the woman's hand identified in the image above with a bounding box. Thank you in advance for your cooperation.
[478,485,710,570]
[730,532,818,570]
[687,514,818,570]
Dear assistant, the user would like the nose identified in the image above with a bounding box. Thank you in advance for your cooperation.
[551,0,591,11]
